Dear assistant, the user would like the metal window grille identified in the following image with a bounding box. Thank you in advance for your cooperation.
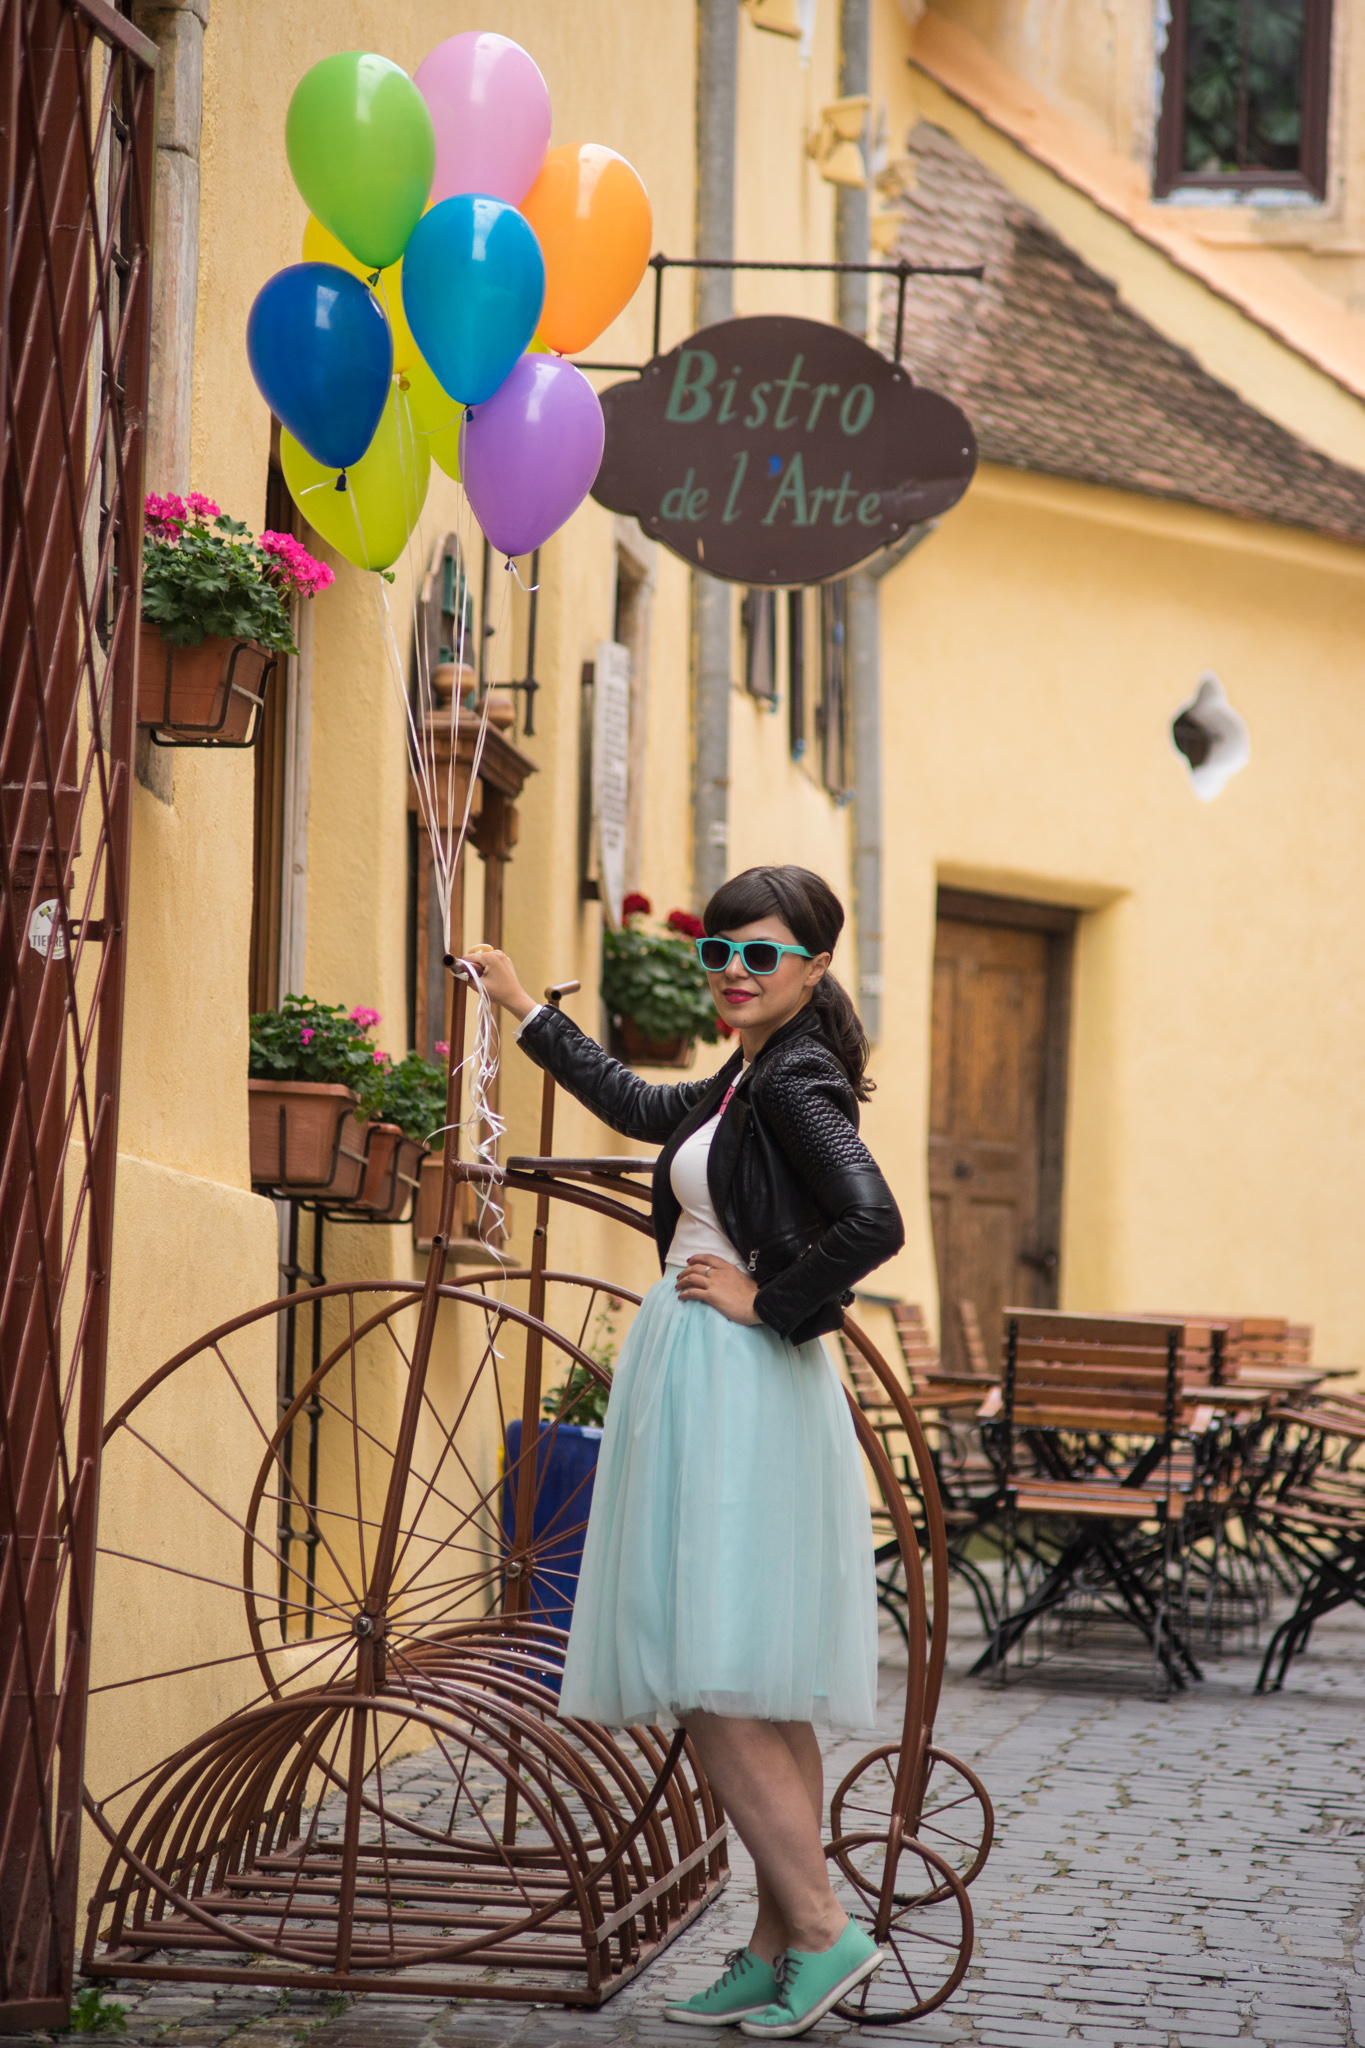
[0,0,154,2022]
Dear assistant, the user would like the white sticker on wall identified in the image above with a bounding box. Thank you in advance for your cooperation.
[27,898,66,960]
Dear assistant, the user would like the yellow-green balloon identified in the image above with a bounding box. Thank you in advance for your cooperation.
[286,55,434,271]
[282,384,430,571]
[398,360,462,479]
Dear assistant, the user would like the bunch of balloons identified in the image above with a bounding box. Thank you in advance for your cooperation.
[246,35,652,570]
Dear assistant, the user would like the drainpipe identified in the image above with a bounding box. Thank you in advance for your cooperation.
[131,0,208,804]
[835,0,882,1039]
[691,0,737,909]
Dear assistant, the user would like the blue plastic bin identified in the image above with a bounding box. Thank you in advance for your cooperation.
[501,1419,603,1641]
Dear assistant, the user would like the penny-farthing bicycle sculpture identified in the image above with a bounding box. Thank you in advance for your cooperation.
[82,965,990,2021]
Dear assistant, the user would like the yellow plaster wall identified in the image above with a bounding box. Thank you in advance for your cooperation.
[91,0,1365,1914]
[919,2,1365,315]
[876,465,1365,1359]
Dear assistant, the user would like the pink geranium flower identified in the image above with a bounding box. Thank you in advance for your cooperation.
[349,1007,381,1030]
[300,1026,314,1045]
[434,1041,449,1057]
[186,491,222,521]
[144,491,187,539]
[260,530,334,599]
[373,1049,390,1067]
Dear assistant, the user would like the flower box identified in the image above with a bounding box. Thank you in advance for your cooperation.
[248,1080,368,1200]
[138,623,276,745]
[355,1123,427,1223]
[614,1017,696,1068]
[412,1153,510,1259]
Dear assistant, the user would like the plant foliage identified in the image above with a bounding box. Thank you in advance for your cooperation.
[70,1988,128,2034]
[141,492,332,654]
[543,1297,620,1428]
[601,901,722,1045]
[248,995,381,1095]
[363,1049,450,1145]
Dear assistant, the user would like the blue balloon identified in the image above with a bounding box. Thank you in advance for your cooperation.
[246,263,392,469]
[401,195,545,408]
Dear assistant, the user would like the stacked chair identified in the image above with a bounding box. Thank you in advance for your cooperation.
[841,1296,1364,1698]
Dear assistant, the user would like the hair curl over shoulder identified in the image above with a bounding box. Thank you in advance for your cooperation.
[702,865,873,1100]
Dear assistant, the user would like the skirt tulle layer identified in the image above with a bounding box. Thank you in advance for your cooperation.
[558,1268,879,1731]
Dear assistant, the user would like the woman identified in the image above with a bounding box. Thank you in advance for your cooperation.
[469,865,903,2038]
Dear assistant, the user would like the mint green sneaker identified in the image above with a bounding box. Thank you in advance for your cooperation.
[665,1948,780,2026]
[738,1921,881,2038]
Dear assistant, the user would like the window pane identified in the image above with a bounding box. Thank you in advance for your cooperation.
[1247,0,1305,169]
[1183,0,1306,176]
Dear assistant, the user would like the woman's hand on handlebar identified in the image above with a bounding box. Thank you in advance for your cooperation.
[464,946,538,1022]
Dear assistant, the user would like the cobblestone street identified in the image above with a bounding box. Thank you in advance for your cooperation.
[41,1590,1365,2048]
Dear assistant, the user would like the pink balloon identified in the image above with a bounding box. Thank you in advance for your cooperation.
[414,33,551,208]
[463,356,605,557]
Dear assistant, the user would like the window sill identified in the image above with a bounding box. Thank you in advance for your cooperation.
[1155,185,1323,210]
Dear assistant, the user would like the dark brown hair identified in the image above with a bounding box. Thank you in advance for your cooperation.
[702,865,873,1099]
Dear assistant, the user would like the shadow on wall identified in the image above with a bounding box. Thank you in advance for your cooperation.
[1171,672,1250,801]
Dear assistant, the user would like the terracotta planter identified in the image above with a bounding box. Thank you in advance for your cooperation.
[356,1124,427,1223]
[413,1152,510,1259]
[138,623,276,743]
[248,1081,368,1200]
[615,1017,696,1069]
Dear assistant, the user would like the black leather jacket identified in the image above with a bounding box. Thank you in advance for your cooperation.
[517,1003,904,1345]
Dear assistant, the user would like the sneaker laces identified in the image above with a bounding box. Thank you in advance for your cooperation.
[771,1952,800,2004]
[717,1948,752,1989]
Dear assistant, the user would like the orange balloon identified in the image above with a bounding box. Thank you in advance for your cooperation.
[520,143,652,356]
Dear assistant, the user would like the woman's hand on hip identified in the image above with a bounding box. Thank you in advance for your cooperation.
[675,1256,762,1326]
[464,946,537,1022]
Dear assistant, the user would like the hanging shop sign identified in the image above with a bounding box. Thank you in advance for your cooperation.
[590,313,976,586]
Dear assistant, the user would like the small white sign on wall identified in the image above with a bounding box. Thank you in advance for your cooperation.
[593,639,631,928]
[27,898,66,960]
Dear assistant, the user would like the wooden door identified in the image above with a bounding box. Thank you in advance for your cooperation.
[928,899,1073,1374]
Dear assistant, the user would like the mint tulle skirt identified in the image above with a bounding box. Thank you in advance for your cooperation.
[558,1267,879,1731]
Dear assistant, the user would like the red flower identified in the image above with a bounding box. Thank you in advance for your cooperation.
[666,908,704,939]
[621,891,652,920]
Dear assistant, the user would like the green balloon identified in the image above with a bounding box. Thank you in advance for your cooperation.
[286,54,435,271]
[282,384,430,572]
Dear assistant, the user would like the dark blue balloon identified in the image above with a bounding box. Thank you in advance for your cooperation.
[246,263,392,469]
[401,194,545,408]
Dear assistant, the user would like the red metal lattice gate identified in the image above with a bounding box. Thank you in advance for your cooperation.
[0,0,153,2025]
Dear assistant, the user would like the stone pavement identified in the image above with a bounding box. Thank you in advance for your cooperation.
[35,1592,1365,2048]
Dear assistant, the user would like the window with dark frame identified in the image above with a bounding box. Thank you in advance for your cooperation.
[741,587,777,703]
[1155,0,1332,198]
[786,589,806,761]
[818,580,848,798]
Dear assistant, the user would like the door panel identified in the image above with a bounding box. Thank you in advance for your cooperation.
[928,915,1062,1374]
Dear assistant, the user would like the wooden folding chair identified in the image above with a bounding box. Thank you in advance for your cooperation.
[957,1298,992,1376]
[974,1310,1209,1690]
[1253,1400,1365,1689]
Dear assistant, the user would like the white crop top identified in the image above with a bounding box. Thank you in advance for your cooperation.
[667,1113,746,1271]
[516,1007,748,1270]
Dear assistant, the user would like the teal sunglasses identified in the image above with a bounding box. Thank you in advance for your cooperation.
[695,936,812,976]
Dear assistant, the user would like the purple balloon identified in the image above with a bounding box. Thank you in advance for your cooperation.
[414,33,551,208]
[463,357,605,557]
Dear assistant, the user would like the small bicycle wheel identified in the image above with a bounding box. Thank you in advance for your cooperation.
[830,1742,993,1893]
[828,1830,973,2023]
